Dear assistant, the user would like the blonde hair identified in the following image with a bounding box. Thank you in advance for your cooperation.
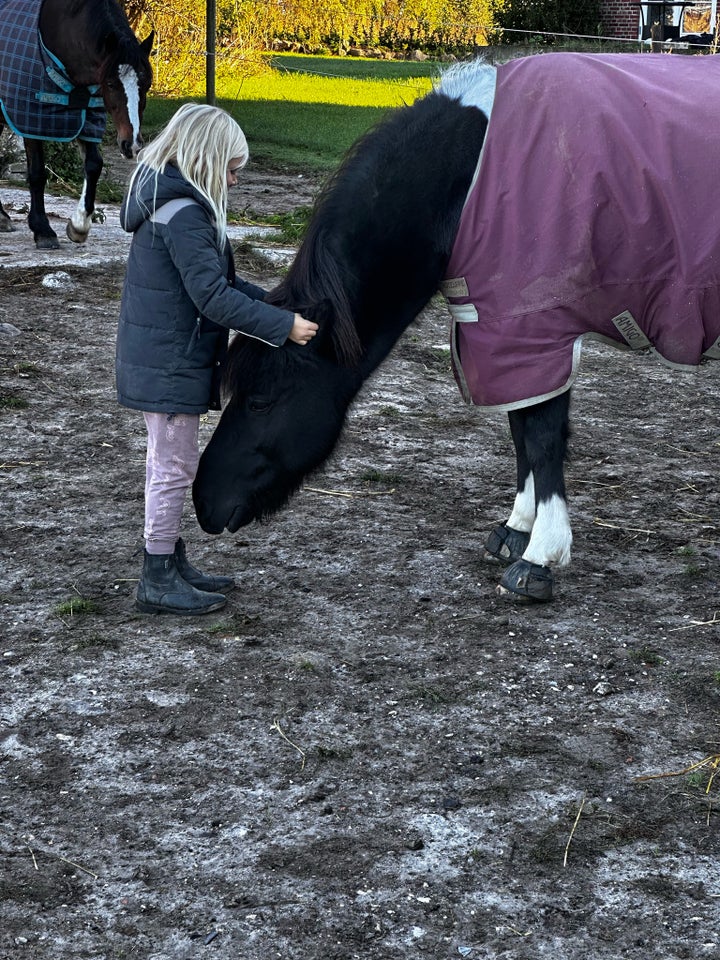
[128,103,249,247]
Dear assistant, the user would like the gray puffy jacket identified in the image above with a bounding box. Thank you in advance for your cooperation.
[116,164,295,414]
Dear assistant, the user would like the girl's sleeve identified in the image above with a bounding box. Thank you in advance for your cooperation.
[163,205,294,347]
[234,277,268,301]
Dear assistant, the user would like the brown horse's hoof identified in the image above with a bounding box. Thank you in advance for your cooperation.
[484,523,530,566]
[496,558,553,602]
[0,215,15,233]
[35,234,61,250]
[66,222,89,244]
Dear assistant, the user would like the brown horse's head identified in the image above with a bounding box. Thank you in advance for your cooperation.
[100,31,154,159]
[39,0,154,159]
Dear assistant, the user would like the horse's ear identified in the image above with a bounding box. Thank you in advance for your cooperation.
[140,32,155,56]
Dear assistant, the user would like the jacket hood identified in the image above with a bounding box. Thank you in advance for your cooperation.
[120,163,210,233]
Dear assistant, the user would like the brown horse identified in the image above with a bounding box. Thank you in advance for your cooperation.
[0,0,152,248]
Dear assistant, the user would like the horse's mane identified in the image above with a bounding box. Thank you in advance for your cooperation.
[263,87,468,367]
[65,0,150,80]
[222,334,311,408]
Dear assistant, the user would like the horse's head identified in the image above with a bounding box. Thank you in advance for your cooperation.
[193,333,359,534]
[100,32,154,158]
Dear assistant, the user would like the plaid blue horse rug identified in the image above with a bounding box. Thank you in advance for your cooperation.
[0,0,105,141]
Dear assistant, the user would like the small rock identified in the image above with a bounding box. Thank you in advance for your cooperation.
[41,271,74,290]
[0,322,22,337]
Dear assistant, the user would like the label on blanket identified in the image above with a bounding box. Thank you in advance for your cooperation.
[611,311,652,350]
[439,277,469,298]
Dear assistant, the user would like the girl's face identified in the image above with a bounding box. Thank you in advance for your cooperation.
[226,158,244,188]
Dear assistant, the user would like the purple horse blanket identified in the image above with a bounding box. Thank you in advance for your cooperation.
[441,53,720,411]
[0,0,105,141]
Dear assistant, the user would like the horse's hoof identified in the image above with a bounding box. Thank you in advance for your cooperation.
[66,222,89,244]
[0,216,15,233]
[496,558,554,602]
[35,234,60,250]
[484,523,530,566]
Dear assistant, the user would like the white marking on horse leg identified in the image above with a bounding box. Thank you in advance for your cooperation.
[522,494,572,568]
[119,65,141,151]
[506,472,536,533]
[71,181,91,234]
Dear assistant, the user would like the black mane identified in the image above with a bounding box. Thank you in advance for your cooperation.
[97,0,151,81]
[262,86,487,367]
[60,0,149,81]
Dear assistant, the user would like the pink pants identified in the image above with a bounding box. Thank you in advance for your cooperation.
[143,412,200,555]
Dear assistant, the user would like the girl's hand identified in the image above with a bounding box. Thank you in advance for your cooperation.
[288,314,319,346]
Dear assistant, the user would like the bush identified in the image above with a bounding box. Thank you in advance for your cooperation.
[492,0,602,43]
[0,129,22,177]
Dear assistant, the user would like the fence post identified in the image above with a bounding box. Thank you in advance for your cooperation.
[206,0,216,106]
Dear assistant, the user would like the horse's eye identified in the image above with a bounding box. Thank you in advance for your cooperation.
[248,396,273,413]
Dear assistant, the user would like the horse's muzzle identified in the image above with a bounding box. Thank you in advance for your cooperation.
[119,137,143,160]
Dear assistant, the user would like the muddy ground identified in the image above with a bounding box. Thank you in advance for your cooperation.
[1,160,719,960]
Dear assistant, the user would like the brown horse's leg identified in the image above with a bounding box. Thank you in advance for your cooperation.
[24,139,60,249]
[66,140,103,244]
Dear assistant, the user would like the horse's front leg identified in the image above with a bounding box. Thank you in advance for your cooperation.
[24,139,59,249]
[495,392,572,602]
[66,140,103,243]
[484,408,535,565]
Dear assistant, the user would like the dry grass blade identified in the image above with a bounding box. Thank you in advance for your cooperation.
[271,718,306,770]
[563,794,586,868]
[669,611,720,631]
[635,754,720,794]
[592,518,653,536]
[303,485,395,499]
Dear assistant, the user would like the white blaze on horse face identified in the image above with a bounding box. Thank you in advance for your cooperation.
[507,473,536,533]
[118,64,141,151]
[522,494,572,568]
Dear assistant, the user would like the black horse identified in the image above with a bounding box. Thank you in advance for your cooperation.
[0,0,152,248]
[192,53,720,602]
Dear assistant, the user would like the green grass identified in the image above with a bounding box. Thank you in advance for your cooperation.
[258,207,314,243]
[142,96,389,172]
[140,54,438,174]
[0,394,28,410]
[358,468,404,485]
[55,597,101,616]
[266,54,442,84]
[628,647,666,667]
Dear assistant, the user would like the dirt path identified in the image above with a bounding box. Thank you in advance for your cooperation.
[1,164,719,959]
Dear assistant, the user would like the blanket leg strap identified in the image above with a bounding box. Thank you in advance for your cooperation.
[484,523,531,565]
[497,558,554,602]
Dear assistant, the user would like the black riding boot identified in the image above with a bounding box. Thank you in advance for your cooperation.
[136,550,227,615]
[173,538,235,592]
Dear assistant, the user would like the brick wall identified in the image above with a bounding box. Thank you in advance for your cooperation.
[599,0,641,38]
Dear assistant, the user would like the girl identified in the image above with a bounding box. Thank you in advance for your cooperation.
[116,103,317,615]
